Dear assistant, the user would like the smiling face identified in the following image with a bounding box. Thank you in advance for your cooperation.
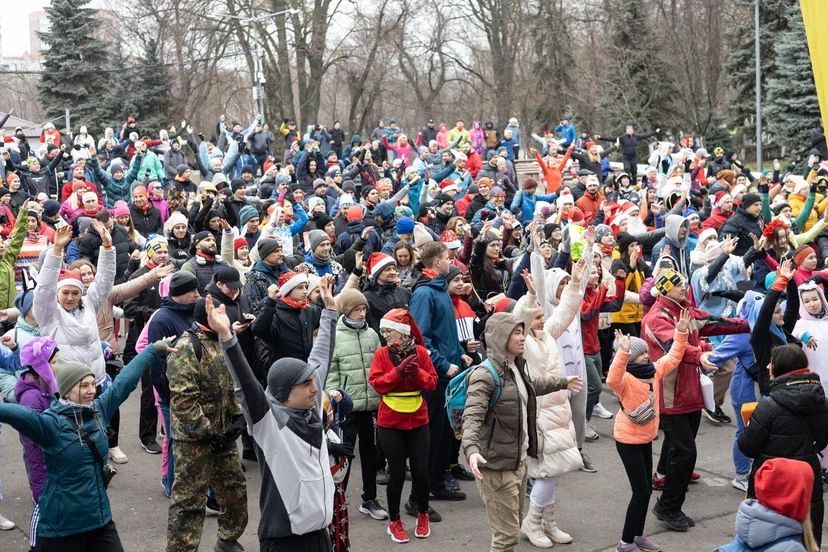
[66,375,96,404]
[172,223,187,239]
[801,251,818,271]
[506,324,526,356]
[58,286,82,311]
[802,289,824,317]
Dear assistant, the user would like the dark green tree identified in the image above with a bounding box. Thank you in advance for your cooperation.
[764,2,820,153]
[128,38,173,133]
[597,0,676,132]
[37,0,111,131]
[529,0,575,132]
[98,47,137,131]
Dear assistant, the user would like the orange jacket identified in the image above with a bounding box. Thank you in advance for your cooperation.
[534,148,572,193]
[607,329,687,445]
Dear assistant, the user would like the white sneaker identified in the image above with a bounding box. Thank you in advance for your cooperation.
[592,403,614,419]
[0,513,15,530]
[732,474,749,493]
[585,425,600,442]
[108,446,128,464]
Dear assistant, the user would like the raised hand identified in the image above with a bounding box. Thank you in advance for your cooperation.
[319,275,336,310]
[354,251,364,271]
[521,268,537,295]
[614,329,631,352]
[778,259,794,280]
[53,224,72,251]
[571,255,588,284]
[722,234,737,255]
[676,308,691,333]
[205,298,232,340]
[152,263,176,281]
[91,220,112,248]
[583,225,596,247]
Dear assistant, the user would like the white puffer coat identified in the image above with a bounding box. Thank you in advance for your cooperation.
[515,292,582,479]
[33,247,115,384]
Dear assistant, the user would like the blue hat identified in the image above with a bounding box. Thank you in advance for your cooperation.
[238,205,258,227]
[682,206,698,218]
[43,200,60,218]
[396,216,415,235]
[15,290,34,319]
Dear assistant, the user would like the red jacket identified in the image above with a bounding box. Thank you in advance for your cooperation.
[700,207,731,231]
[642,296,749,415]
[369,344,437,430]
[580,277,625,355]
[466,150,483,179]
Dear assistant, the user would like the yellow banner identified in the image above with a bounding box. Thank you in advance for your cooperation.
[801,0,828,145]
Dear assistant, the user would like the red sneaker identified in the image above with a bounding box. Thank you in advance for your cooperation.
[652,473,665,490]
[691,471,701,482]
[388,520,409,543]
[415,512,431,538]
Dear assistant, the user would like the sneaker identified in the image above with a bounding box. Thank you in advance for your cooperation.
[634,536,663,551]
[450,464,475,481]
[651,473,665,490]
[214,539,245,552]
[0,513,14,531]
[580,451,597,473]
[691,470,701,482]
[444,471,460,491]
[205,496,222,516]
[617,542,642,552]
[732,474,749,493]
[387,520,409,543]
[430,487,466,501]
[702,407,730,425]
[652,501,688,532]
[714,406,732,424]
[405,499,441,522]
[415,512,431,538]
[585,425,600,442]
[108,446,128,464]
[679,511,695,527]
[359,499,389,520]
[592,403,614,419]
[376,467,390,486]
[141,440,162,454]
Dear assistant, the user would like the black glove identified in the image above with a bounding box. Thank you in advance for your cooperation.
[206,432,231,454]
[758,182,769,194]
[222,415,246,443]
[328,441,355,459]
[710,289,745,303]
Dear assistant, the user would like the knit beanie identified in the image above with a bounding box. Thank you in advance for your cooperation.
[366,252,396,280]
[413,224,434,249]
[112,200,130,218]
[257,238,282,261]
[594,224,613,243]
[267,357,316,402]
[335,288,368,317]
[278,271,309,298]
[741,193,761,209]
[15,289,35,319]
[307,197,326,215]
[396,216,415,235]
[446,264,464,284]
[238,205,258,227]
[793,245,815,266]
[233,237,248,252]
[616,232,636,255]
[55,359,94,398]
[313,214,333,231]
[754,458,814,523]
[176,164,189,176]
[627,337,649,360]
[43,200,60,218]
[347,205,364,223]
[169,271,198,297]
[145,236,169,258]
[230,178,246,193]
[308,229,331,253]
[654,269,683,295]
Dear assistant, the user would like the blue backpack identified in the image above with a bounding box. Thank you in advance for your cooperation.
[445,359,503,435]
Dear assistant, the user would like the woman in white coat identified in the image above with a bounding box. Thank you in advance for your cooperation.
[33,223,115,387]
[514,269,583,548]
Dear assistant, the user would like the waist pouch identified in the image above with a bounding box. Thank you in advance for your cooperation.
[383,391,423,413]
[624,395,656,425]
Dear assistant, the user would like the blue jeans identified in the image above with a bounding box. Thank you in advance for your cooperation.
[732,402,751,476]
[157,401,175,497]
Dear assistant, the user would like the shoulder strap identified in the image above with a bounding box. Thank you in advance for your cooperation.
[770,396,823,458]
[70,417,106,468]
[188,331,203,362]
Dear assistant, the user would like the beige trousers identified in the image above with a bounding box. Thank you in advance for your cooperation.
[475,460,528,552]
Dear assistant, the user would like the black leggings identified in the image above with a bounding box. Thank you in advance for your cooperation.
[378,425,430,520]
[342,410,378,502]
[36,520,123,552]
[616,441,653,544]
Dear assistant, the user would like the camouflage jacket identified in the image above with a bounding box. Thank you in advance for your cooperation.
[167,329,242,442]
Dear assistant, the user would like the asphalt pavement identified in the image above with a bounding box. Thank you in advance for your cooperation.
[0,387,753,551]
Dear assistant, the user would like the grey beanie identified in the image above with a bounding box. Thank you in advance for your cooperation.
[55,359,94,397]
[308,229,331,253]
[267,358,316,402]
[628,337,649,360]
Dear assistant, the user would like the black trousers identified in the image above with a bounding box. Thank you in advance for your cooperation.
[598,328,615,377]
[623,154,638,182]
[419,381,448,494]
[657,411,701,512]
[138,370,158,445]
[260,528,332,551]
[610,322,641,338]
[342,410,378,502]
[616,441,653,543]
[36,520,123,552]
[380,425,430,521]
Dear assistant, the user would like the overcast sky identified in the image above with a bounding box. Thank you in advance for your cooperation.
[2,1,107,57]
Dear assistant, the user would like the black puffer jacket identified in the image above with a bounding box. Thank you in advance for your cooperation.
[130,204,164,237]
[720,206,764,257]
[362,279,411,339]
[77,224,135,283]
[738,369,828,507]
[251,298,321,367]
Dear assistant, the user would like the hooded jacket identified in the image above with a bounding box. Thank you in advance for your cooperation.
[363,279,411,338]
[738,370,828,507]
[461,313,570,472]
[409,273,464,380]
[0,347,158,538]
[328,318,381,412]
[716,500,807,552]
[146,297,196,403]
[651,215,691,278]
[793,281,828,396]
[721,206,765,257]
[220,308,337,540]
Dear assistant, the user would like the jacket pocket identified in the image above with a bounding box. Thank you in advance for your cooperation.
[286,476,327,534]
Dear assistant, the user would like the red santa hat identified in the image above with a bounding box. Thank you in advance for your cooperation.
[439,178,459,195]
[380,308,424,345]
[440,230,461,250]
[57,268,84,291]
[713,191,732,209]
[366,252,396,280]
[278,271,309,297]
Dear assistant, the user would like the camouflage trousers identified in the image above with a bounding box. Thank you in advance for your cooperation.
[166,440,248,552]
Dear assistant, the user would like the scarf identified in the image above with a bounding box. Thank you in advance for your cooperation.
[312,252,331,266]
[281,297,308,310]
[627,361,656,380]
[344,317,366,329]
[196,250,215,262]
[601,244,614,256]
[422,268,438,279]
[388,337,416,365]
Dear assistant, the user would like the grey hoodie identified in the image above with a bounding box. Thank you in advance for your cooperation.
[653,214,691,278]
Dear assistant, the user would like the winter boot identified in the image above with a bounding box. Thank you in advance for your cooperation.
[521,504,553,548]
[542,504,573,544]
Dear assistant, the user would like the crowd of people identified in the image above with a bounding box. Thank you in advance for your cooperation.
[0,108,827,552]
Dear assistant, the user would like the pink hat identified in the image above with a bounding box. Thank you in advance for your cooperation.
[111,200,130,218]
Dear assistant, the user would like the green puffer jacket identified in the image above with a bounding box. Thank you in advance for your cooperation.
[327,317,380,411]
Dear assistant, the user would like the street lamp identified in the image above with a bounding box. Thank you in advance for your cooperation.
[754,0,762,170]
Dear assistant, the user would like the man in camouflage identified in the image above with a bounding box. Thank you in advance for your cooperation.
[166,296,248,552]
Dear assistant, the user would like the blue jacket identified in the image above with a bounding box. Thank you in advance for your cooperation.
[499,138,516,161]
[510,189,557,224]
[716,500,806,552]
[554,122,577,147]
[147,298,195,403]
[710,333,756,405]
[409,274,463,381]
[0,347,158,538]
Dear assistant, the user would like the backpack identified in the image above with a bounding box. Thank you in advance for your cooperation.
[445,359,503,436]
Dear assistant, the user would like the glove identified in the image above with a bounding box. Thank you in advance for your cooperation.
[328,441,355,459]
[757,182,769,194]
[206,432,231,454]
[222,414,246,443]
[395,354,418,377]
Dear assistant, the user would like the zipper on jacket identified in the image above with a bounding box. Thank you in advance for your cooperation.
[357,330,368,408]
